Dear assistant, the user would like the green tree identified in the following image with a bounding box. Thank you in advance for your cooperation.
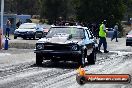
[16,0,41,15]
[123,0,132,22]
[4,0,41,15]
[41,0,69,24]
[73,0,126,28]
[4,0,17,13]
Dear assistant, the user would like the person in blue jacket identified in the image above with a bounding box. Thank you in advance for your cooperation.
[111,23,118,42]
[5,19,11,39]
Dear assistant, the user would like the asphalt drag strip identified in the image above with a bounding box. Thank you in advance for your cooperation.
[0,62,74,88]
[0,50,131,88]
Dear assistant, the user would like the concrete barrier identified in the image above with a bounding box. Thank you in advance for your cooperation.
[2,35,37,49]
[9,42,35,49]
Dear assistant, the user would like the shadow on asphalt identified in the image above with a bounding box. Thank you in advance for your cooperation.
[22,38,39,40]
[30,61,90,69]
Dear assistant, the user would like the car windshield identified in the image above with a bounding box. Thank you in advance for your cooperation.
[128,30,132,35]
[19,24,36,29]
[46,27,85,39]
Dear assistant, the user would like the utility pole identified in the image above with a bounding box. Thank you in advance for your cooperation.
[0,0,4,49]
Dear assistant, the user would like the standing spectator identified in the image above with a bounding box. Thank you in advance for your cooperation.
[111,23,118,42]
[95,24,99,39]
[98,20,109,53]
[5,19,11,39]
[16,20,22,28]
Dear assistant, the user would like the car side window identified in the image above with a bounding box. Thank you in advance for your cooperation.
[84,29,89,39]
[86,30,91,38]
[84,29,94,44]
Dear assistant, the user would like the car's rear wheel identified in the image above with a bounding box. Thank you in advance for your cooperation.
[78,51,85,67]
[23,37,27,40]
[87,51,96,65]
[33,33,36,40]
[126,42,129,46]
[14,36,17,39]
[51,59,60,64]
[36,53,43,66]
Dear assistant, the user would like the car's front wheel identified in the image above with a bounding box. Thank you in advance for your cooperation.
[87,51,96,65]
[36,53,43,66]
[78,51,85,67]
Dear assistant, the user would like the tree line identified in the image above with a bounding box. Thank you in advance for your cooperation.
[3,0,132,27]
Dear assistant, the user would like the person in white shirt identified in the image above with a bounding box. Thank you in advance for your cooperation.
[111,23,118,42]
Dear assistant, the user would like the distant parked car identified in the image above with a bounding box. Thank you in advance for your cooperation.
[106,28,114,38]
[126,30,132,46]
[106,28,120,38]
[34,26,98,67]
[36,25,49,39]
[14,23,39,39]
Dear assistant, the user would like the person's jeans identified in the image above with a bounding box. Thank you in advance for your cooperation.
[6,28,10,38]
[111,31,118,42]
[98,37,107,51]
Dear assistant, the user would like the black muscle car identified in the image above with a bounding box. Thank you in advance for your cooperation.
[34,26,98,67]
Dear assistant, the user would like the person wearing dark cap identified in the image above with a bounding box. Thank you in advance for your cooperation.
[98,20,109,53]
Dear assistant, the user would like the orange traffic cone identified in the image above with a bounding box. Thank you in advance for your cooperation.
[77,66,86,76]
